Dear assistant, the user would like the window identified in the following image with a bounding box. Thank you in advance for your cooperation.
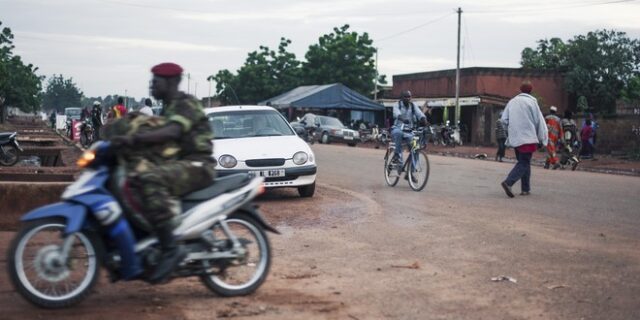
[208,110,295,139]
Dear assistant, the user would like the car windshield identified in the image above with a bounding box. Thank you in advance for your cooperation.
[319,116,344,128]
[65,108,82,119]
[207,110,295,139]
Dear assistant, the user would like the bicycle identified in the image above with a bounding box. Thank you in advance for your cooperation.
[383,126,430,191]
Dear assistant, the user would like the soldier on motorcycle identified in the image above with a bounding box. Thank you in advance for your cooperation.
[110,62,216,283]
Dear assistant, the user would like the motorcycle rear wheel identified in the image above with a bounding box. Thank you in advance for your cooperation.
[7,218,101,308]
[0,144,20,166]
[200,213,271,297]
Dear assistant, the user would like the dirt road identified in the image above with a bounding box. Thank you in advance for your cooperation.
[1,144,639,319]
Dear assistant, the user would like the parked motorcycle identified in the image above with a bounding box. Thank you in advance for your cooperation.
[6,141,278,308]
[0,131,23,166]
[440,121,463,147]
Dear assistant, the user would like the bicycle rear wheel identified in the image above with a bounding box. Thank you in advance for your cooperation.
[383,152,400,187]
[408,150,430,191]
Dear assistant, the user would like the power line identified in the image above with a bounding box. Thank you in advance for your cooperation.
[376,12,455,43]
[466,0,637,14]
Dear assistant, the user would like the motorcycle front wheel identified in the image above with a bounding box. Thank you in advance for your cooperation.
[200,213,271,297]
[7,218,102,308]
[0,144,20,166]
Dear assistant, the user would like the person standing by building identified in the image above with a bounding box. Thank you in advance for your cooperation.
[91,101,103,140]
[580,119,594,159]
[495,112,507,162]
[139,98,154,116]
[544,106,564,169]
[500,81,548,198]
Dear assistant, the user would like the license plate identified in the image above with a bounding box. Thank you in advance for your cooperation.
[344,136,353,140]
[250,169,285,177]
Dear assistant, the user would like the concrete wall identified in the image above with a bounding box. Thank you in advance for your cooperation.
[0,182,69,230]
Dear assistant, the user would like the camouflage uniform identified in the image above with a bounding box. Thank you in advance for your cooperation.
[104,94,215,229]
[132,93,215,229]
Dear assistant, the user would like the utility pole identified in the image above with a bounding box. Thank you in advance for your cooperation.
[187,73,191,94]
[454,7,462,125]
[124,89,128,110]
[207,76,212,108]
[374,47,379,101]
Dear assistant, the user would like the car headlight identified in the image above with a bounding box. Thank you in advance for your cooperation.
[218,154,237,168]
[293,151,308,165]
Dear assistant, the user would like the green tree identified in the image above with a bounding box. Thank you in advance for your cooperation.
[42,74,83,113]
[0,21,43,123]
[302,24,381,96]
[212,38,301,105]
[521,29,640,114]
[620,75,640,102]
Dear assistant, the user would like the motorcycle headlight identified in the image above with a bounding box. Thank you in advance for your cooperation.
[218,154,237,168]
[293,151,308,165]
[77,149,96,168]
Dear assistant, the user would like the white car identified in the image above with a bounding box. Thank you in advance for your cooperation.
[205,105,317,197]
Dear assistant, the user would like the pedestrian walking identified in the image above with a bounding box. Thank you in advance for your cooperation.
[544,106,564,169]
[495,112,507,162]
[499,81,548,198]
[580,119,594,159]
[49,111,57,129]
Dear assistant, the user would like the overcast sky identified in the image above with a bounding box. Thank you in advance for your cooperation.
[2,0,639,100]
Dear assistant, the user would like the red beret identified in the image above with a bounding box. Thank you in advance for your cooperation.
[151,62,183,77]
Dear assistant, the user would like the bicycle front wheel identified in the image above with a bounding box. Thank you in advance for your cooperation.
[383,152,400,187]
[408,150,430,191]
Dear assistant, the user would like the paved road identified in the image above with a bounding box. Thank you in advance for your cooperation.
[1,144,639,319]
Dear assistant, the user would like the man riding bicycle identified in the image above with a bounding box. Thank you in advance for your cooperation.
[391,90,427,164]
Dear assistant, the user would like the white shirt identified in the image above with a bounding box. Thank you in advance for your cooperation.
[139,106,153,116]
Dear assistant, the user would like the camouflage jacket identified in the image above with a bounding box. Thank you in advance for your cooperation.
[161,92,214,162]
[102,113,180,172]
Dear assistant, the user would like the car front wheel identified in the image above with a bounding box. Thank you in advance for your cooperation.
[321,133,330,144]
[298,182,315,198]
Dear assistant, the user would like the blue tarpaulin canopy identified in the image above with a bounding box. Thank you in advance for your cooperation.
[259,83,384,111]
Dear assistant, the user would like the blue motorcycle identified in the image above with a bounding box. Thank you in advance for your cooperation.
[6,141,278,308]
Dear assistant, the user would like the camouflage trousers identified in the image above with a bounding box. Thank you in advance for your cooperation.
[129,160,215,228]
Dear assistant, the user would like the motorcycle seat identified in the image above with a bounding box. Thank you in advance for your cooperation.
[182,173,252,201]
[0,132,16,140]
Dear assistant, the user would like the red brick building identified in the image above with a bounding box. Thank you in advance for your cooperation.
[391,67,567,145]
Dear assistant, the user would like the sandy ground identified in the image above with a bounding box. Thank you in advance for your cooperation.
[1,141,640,319]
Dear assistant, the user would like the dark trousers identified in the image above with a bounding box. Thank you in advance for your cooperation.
[505,149,532,193]
[496,138,506,159]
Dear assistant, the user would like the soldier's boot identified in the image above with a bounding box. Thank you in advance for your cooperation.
[149,224,186,283]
